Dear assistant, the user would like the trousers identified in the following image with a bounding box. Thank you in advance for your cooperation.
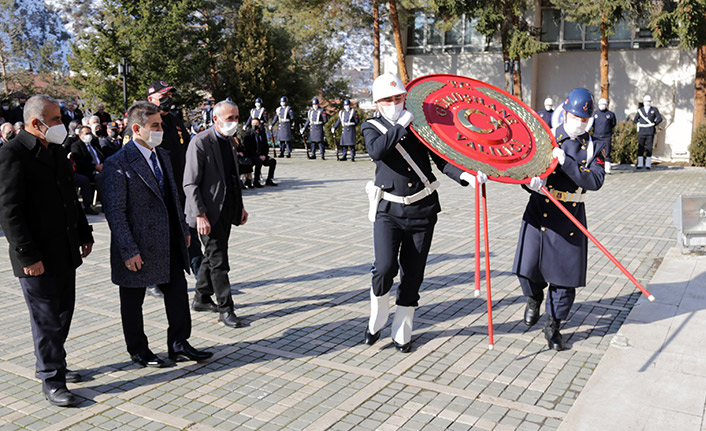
[519,275,576,320]
[637,134,655,157]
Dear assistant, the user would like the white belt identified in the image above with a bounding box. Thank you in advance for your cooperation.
[311,122,323,125]
[344,123,355,127]
[382,181,440,205]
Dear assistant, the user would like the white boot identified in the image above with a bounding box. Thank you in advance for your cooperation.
[645,157,651,170]
[637,156,644,168]
[391,306,415,352]
[604,161,611,174]
[366,288,389,344]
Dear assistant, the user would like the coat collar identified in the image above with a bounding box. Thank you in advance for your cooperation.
[125,140,164,200]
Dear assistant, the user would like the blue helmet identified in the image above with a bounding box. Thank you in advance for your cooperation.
[343,98,351,106]
[255,97,262,104]
[280,96,287,103]
[312,97,319,105]
[225,97,232,102]
[563,88,594,119]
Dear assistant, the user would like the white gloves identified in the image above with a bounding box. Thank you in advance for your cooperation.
[553,147,566,165]
[242,124,248,131]
[331,127,336,134]
[300,128,305,135]
[528,176,544,192]
[461,171,488,188]
[397,110,414,128]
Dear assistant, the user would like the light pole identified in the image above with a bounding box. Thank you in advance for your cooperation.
[503,58,519,96]
[117,57,130,113]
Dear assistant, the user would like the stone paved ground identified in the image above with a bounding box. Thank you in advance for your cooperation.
[0,151,704,430]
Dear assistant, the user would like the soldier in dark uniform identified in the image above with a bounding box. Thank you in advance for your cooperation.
[362,73,481,353]
[244,98,268,131]
[301,98,328,160]
[146,80,203,286]
[332,99,359,161]
[99,122,123,159]
[270,96,294,158]
[632,95,662,170]
[591,98,617,174]
[514,88,606,351]
[536,98,554,128]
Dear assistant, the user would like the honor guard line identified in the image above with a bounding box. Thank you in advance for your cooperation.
[406,75,655,349]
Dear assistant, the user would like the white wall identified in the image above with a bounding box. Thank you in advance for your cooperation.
[393,47,696,161]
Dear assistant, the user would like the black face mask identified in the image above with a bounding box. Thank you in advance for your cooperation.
[109,131,118,138]
[5,132,15,140]
[159,97,173,112]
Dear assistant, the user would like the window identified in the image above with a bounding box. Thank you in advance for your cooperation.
[406,11,488,54]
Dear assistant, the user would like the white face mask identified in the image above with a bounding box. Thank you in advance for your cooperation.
[255,103,261,109]
[345,106,350,111]
[139,128,163,148]
[39,121,67,144]
[564,116,587,138]
[80,134,93,144]
[379,102,404,124]
[545,105,553,111]
[280,102,286,107]
[598,104,607,111]
[644,102,651,109]
[219,120,239,137]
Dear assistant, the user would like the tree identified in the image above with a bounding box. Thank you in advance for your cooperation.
[651,0,706,132]
[373,0,380,79]
[551,0,644,102]
[389,0,409,83]
[433,0,547,100]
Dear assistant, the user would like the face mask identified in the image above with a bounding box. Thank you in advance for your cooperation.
[158,97,172,112]
[345,106,350,111]
[280,102,286,107]
[1,105,8,111]
[80,134,93,144]
[379,102,404,124]
[90,124,100,134]
[5,131,15,140]
[564,116,587,138]
[219,120,239,137]
[313,104,318,109]
[644,102,651,109]
[255,103,261,109]
[545,105,552,111]
[39,121,68,144]
[138,126,163,148]
[598,104,607,111]
[109,131,118,138]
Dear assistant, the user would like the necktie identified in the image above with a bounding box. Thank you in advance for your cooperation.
[86,143,100,164]
[150,152,165,196]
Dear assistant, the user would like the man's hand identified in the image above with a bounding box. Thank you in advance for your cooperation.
[23,261,44,277]
[552,147,566,165]
[124,254,143,272]
[95,164,103,173]
[240,209,249,226]
[186,235,191,248]
[81,242,93,258]
[460,171,488,189]
[528,176,544,192]
[196,214,211,235]
[397,110,414,128]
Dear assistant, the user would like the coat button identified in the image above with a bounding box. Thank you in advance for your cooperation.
[545,199,549,203]
[581,160,586,164]
[541,227,546,232]
[543,213,547,218]
[581,146,586,150]
[408,182,413,187]
[569,232,574,236]
[573,203,577,207]
[408,167,411,171]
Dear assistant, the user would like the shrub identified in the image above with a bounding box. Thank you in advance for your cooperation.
[689,122,706,167]
[611,120,638,164]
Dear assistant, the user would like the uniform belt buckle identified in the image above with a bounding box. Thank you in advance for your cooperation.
[554,190,566,201]
[402,196,411,205]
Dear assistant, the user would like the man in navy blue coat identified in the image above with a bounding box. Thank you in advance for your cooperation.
[514,88,606,351]
[591,98,617,173]
[103,101,212,368]
[632,95,662,169]
[536,97,554,128]
[301,98,328,159]
[270,96,295,158]
[332,99,359,161]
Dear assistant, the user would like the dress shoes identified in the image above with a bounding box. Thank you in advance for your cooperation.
[244,179,253,188]
[219,310,243,328]
[83,206,99,216]
[265,179,278,186]
[253,181,264,188]
[286,154,291,158]
[364,327,380,345]
[393,341,412,353]
[43,387,77,407]
[35,369,82,383]
[338,157,347,162]
[544,316,566,351]
[524,297,541,327]
[169,342,213,362]
[192,298,219,313]
[130,351,165,368]
[146,285,164,298]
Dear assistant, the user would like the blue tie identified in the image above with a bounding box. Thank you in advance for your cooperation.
[150,152,165,196]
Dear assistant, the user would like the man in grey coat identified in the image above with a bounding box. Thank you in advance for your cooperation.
[184,100,248,328]
[104,101,212,368]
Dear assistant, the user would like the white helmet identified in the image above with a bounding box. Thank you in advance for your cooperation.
[373,73,406,102]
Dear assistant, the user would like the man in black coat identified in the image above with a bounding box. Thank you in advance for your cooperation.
[632,95,663,169]
[0,95,94,407]
[70,126,105,214]
[243,118,277,187]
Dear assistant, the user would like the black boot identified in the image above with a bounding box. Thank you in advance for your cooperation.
[544,316,566,351]
[524,297,541,327]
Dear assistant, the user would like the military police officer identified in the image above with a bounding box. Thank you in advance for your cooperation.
[591,98,617,174]
[537,97,554,128]
[332,99,359,161]
[632,95,662,170]
[301,98,328,159]
[362,73,481,353]
[514,88,606,351]
[244,97,268,130]
[270,96,295,158]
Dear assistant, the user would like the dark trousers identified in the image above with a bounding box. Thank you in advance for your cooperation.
[20,273,75,390]
[253,157,276,182]
[518,275,575,320]
[340,146,356,160]
[195,201,234,312]
[595,135,612,162]
[371,213,436,307]
[278,141,291,156]
[187,226,203,278]
[74,173,93,208]
[119,254,191,355]
[637,134,654,157]
[309,141,325,156]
